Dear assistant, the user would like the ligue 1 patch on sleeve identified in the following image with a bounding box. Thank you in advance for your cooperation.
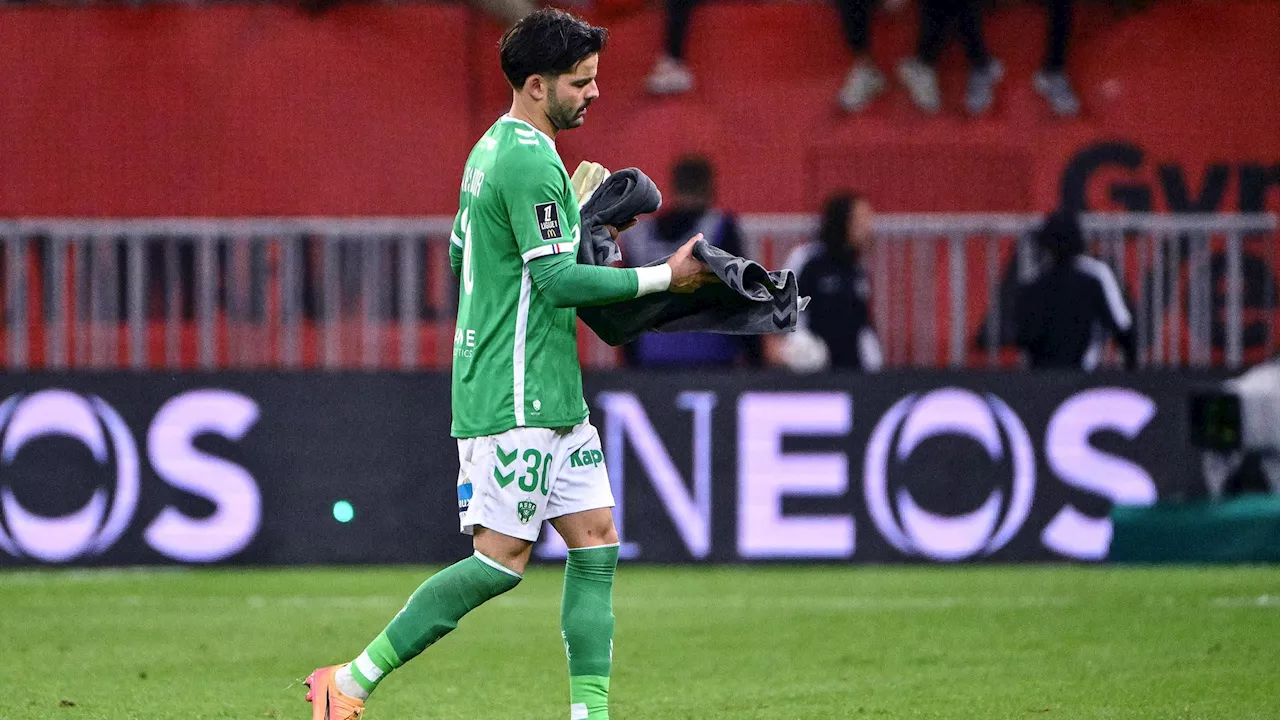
[534,202,563,241]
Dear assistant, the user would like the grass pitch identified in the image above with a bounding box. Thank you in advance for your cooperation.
[2,565,1278,719]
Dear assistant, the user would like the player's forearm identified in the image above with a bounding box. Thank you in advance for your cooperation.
[528,255,670,308]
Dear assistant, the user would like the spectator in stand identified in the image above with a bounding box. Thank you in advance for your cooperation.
[897,0,1003,115]
[1034,0,1081,116]
[1014,211,1137,371]
[646,0,891,112]
[834,0,883,112]
[621,154,763,368]
[644,0,698,95]
[779,192,883,372]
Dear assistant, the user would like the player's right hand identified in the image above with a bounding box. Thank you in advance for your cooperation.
[666,234,716,294]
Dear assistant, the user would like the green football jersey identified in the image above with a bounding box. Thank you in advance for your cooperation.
[450,116,589,438]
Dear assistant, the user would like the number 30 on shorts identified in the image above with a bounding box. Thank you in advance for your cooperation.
[518,449,552,496]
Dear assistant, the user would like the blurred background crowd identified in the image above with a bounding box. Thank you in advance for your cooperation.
[0,0,1275,377]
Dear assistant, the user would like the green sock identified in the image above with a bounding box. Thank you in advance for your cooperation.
[347,552,522,696]
[562,544,618,720]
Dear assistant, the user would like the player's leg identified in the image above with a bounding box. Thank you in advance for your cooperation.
[552,507,620,720]
[546,424,620,720]
[334,528,529,699]
[307,533,525,718]
[307,433,542,717]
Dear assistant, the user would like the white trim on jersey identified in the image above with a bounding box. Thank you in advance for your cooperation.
[635,264,673,297]
[1075,255,1132,331]
[499,114,555,150]
[521,242,575,263]
[450,231,463,248]
[513,266,533,426]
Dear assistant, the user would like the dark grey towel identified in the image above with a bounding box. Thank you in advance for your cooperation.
[576,168,806,347]
[577,168,662,268]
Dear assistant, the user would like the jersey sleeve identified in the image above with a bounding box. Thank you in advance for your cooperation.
[503,154,579,264]
[527,252,641,308]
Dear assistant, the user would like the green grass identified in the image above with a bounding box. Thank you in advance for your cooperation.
[3,565,1279,719]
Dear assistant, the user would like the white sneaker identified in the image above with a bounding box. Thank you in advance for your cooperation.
[645,56,694,96]
[897,57,941,114]
[965,58,1004,116]
[1033,70,1081,117]
[838,63,887,113]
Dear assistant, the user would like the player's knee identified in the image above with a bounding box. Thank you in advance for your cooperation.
[578,522,619,548]
[473,527,534,575]
[554,509,619,549]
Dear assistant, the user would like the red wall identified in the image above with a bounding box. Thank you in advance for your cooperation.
[0,0,1277,216]
[0,5,474,215]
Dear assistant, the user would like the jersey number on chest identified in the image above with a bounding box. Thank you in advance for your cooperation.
[461,207,476,295]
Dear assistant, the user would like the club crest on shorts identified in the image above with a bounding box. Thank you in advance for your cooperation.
[517,500,537,524]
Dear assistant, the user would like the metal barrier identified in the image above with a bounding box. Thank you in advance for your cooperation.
[0,218,455,370]
[2,214,1276,371]
[742,213,1280,370]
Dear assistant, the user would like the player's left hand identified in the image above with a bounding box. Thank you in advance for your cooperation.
[605,218,638,241]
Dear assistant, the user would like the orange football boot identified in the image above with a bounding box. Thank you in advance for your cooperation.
[304,665,365,720]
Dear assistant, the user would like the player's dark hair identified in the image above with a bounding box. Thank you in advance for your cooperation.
[499,9,608,90]
[673,154,714,200]
[1035,210,1085,264]
[818,192,867,263]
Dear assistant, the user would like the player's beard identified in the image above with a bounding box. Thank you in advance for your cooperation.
[547,86,589,130]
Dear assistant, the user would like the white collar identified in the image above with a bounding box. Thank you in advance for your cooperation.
[500,114,556,150]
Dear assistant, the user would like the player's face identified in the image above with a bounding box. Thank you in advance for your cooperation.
[546,54,600,130]
[848,199,874,252]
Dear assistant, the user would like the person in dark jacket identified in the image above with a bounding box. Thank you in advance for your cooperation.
[621,154,762,368]
[791,192,883,371]
[1015,211,1137,371]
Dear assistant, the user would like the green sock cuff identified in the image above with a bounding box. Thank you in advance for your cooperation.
[566,545,619,580]
[472,551,525,583]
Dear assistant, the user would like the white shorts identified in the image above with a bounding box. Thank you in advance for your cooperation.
[456,421,614,542]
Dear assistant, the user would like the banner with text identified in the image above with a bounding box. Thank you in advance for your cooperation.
[0,372,1216,566]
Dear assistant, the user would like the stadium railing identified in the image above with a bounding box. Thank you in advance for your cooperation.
[743,213,1280,370]
[0,213,1275,371]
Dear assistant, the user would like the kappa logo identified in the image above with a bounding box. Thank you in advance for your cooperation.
[863,388,1035,562]
[534,202,562,241]
[569,448,604,469]
[517,500,537,524]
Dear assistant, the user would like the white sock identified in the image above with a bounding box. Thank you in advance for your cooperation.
[334,663,370,701]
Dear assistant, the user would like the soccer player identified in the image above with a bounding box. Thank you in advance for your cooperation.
[305,8,711,720]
